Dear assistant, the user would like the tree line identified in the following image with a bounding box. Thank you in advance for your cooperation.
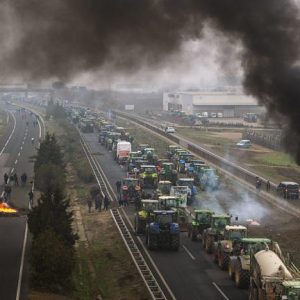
[28,133,77,292]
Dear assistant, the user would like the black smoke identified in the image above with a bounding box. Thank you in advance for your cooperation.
[2,0,300,161]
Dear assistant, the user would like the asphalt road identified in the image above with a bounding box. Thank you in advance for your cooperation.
[83,132,249,300]
[0,102,41,300]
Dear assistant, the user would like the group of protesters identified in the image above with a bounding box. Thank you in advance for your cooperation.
[88,186,110,213]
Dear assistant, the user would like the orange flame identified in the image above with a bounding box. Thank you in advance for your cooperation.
[0,202,17,214]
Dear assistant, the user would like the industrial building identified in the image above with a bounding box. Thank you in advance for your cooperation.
[163,91,265,117]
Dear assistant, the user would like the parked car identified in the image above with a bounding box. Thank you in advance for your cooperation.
[165,126,175,134]
[277,181,299,199]
[210,112,217,118]
[236,139,251,148]
[217,112,223,118]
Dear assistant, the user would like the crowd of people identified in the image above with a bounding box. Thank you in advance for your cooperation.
[88,186,110,213]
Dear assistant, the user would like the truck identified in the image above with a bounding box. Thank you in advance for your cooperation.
[249,248,300,299]
[116,141,131,164]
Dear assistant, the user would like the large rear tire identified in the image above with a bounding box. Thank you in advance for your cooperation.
[205,237,212,253]
[171,234,180,251]
[228,258,236,280]
[235,260,250,289]
[218,252,229,270]
[148,234,158,251]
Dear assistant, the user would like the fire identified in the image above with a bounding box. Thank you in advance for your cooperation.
[0,202,17,214]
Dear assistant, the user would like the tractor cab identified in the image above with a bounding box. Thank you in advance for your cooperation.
[223,225,247,241]
[170,186,188,206]
[166,145,181,159]
[199,168,220,191]
[156,181,172,197]
[212,215,231,230]
[120,178,141,203]
[138,144,150,153]
[139,165,158,188]
[142,148,158,164]
[160,162,177,184]
[176,178,197,204]
[178,153,194,173]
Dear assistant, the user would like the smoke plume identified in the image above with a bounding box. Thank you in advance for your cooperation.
[2,0,300,161]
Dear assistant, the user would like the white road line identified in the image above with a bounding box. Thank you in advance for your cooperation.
[22,141,24,145]
[11,168,14,174]
[18,153,20,156]
[182,245,196,260]
[20,146,22,150]
[15,223,28,300]
[15,160,18,164]
[212,282,230,300]
[0,111,16,156]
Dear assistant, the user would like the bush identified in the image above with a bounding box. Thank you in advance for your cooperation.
[30,230,75,291]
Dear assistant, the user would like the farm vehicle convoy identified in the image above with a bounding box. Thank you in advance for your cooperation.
[67,107,300,299]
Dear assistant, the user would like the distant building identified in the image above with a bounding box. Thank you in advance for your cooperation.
[163,91,265,117]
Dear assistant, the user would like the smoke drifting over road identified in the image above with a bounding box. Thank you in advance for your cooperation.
[2,0,300,160]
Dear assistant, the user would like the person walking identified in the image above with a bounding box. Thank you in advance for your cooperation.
[116,180,121,194]
[95,192,103,211]
[4,184,11,203]
[21,172,27,186]
[4,173,8,185]
[28,190,34,208]
[13,173,19,186]
[266,180,271,192]
[104,194,110,211]
[87,198,92,213]
[9,174,14,185]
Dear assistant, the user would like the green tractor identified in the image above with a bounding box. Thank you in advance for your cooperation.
[134,199,160,234]
[228,238,272,289]
[159,162,178,185]
[139,165,158,188]
[213,225,248,270]
[187,209,215,241]
[202,214,231,253]
[158,196,188,231]
[145,210,180,251]
[142,147,158,164]
[166,145,181,159]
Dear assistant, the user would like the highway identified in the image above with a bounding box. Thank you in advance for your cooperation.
[0,102,43,300]
[82,132,249,300]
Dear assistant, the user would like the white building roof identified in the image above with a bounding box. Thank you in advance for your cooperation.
[191,93,259,106]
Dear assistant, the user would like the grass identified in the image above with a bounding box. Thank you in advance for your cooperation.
[254,151,296,167]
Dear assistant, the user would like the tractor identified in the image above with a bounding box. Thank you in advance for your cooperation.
[159,162,178,185]
[176,178,197,205]
[145,210,180,251]
[166,145,181,159]
[155,181,172,198]
[177,153,194,174]
[213,225,248,270]
[142,148,158,164]
[134,199,160,234]
[139,165,158,188]
[158,195,188,231]
[187,209,215,241]
[228,238,272,289]
[202,214,231,253]
[119,178,141,204]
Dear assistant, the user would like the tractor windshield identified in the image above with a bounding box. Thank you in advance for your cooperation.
[229,230,247,240]
[143,203,158,211]
[196,213,211,224]
[213,218,229,228]
[158,183,171,194]
[144,167,156,173]
[156,214,173,224]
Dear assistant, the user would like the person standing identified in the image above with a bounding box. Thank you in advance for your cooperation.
[116,180,121,194]
[266,180,271,192]
[21,173,27,186]
[4,184,11,203]
[104,194,110,211]
[4,173,8,185]
[28,190,34,208]
[13,173,19,186]
[87,198,92,213]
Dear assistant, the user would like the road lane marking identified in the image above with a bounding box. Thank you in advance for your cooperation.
[15,160,18,164]
[16,223,28,300]
[18,152,20,156]
[212,282,230,300]
[0,111,16,156]
[11,168,14,174]
[182,245,196,260]
[20,146,22,150]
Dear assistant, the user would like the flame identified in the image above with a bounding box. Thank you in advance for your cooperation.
[0,202,17,214]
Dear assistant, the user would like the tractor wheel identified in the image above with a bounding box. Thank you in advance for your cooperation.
[218,252,229,270]
[191,230,197,241]
[171,234,180,251]
[228,259,236,280]
[235,260,250,289]
[135,218,143,235]
[148,234,158,251]
[202,235,206,248]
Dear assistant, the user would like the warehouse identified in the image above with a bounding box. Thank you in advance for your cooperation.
[163,91,265,117]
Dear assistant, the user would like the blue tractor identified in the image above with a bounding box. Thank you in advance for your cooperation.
[145,210,180,251]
